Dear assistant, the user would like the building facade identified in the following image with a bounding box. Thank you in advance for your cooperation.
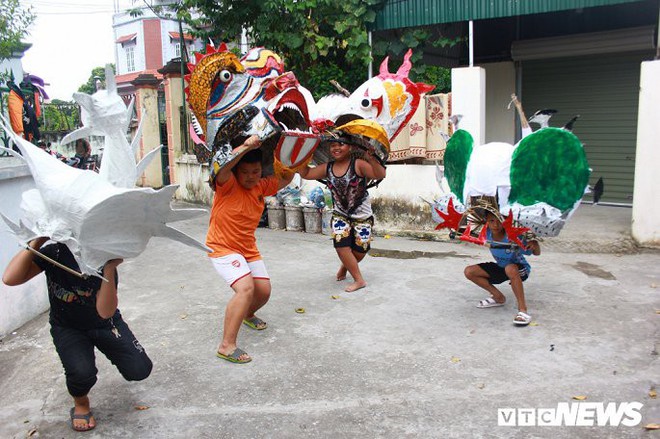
[112,6,202,188]
[373,0,659,206]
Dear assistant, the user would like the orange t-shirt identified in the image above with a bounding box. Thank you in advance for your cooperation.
[206,173,278,261]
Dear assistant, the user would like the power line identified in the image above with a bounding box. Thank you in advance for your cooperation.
[24,0,137,13]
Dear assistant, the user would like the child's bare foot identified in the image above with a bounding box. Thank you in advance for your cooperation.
[71,396,96,431]
[345,281,366,292]
[336,265,347,281]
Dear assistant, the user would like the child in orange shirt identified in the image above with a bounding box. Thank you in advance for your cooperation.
[207,135,293,363]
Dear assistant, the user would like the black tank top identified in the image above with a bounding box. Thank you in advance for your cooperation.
[326,158,368,216]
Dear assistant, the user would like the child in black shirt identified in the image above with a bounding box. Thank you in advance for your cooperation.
[3,238,152,432]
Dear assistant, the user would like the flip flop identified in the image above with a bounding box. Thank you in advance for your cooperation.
[476,297,505,308]
[216,347,252,364]
[70,407,95,432]
[243,316,267,330]
[513,311,532,326]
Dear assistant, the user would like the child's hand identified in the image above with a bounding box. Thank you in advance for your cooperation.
[28,237,49,249]
[527,240,541,255]
[243,135,261,150]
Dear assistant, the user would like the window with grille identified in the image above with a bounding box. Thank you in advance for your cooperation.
[126,46,135,72]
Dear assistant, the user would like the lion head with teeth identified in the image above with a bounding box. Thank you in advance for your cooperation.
[185,44,317,180]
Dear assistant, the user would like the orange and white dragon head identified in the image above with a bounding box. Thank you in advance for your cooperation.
[317,49,435,143]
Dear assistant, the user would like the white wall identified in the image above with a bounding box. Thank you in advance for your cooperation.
[112,18,144,74]
[0,162,48,337]
[0,57,25,87]
[451,67,486,144]
[632,59,660,246]
[369,164,442,205]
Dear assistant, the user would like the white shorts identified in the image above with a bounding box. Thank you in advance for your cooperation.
[210,254,270,287]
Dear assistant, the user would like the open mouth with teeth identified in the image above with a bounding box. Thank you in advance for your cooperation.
[268,88,312,134]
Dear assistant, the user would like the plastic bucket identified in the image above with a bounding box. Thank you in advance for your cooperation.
[284,206,304,231]
[302,207,322,233]
[321,210,333,235]
[267,206,285,230]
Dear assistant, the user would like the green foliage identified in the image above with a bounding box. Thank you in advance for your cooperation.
[178,0,382,83]
[0,0,35,60]
[128,1,457,97]
[413,65,451,94]
[77,65,115,95]
[304,63,366,101]
[372,27,464,91]
[42,99,80,133]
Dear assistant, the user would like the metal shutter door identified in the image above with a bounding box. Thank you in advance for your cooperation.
[521,51,651,205]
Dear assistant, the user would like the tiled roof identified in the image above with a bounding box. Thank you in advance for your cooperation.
[116,33,137,44]
[168,31,194,41]
[115,69,163,85]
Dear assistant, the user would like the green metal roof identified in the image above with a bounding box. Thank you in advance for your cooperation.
[374,0,646,30]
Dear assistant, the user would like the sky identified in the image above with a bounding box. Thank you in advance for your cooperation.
[21,0,135,101]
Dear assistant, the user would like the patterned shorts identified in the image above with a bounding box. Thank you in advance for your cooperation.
[331,214,374,253]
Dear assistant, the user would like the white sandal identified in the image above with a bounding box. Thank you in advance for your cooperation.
[513,311,532,326]
[476,297,505,308]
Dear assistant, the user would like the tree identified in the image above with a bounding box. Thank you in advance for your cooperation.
[0,0,35,60]
[77,65,115,95]
[127,1,458,96]
[172,0,384,93]
[43,99,80,133]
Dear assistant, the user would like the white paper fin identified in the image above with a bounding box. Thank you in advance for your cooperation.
[131,106,145,155]
[166,206,208,223]
[61,126,94,146]
[123,98,136,135]
[0,212,22,235]
[105,64,117,94]
[153,224,212,253]
[0,145,24,160]
[135,145,161,180]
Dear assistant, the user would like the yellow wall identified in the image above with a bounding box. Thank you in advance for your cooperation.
[164,76,184,166]
[136,87,163,187]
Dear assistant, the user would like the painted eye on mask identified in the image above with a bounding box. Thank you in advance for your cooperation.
[218,70,232,83]
[360,98,372,110]
[359,94,383,116]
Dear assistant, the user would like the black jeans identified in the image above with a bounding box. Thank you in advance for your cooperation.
[50,313,152,397]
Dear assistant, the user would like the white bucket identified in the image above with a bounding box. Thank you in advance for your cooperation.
[267,206,285,230]
[284,206,304,232]
[321,210,333,235]
[302,208,322,233]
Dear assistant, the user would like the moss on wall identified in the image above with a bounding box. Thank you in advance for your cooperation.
[371,196,438,231]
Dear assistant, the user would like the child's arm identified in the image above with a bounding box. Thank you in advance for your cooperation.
[96,259,123,319]
[356,152,387,180]
[213,135,262,187]
[277,169,295,190]
[298,163,327,181]
[2,237,48,286]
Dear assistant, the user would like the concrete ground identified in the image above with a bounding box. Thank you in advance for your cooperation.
[0,204,658,438]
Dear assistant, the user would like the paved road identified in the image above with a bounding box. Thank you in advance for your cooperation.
[0,209,658,438]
